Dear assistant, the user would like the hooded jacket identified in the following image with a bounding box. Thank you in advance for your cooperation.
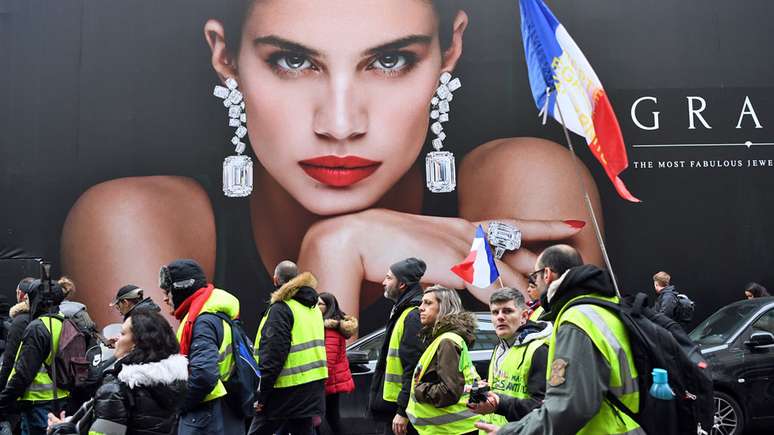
[499,264,635,435]
[492,320,552,421]
[255,272,325,420]
[0,301,30,393]
[653,285,679,321]
[413,312,477,408]
[88,354,188,435]
[123,298,161,320]
[323,316,358,395]
[368,285,425,418]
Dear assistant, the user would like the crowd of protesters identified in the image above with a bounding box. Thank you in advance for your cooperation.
[0,247,766,435]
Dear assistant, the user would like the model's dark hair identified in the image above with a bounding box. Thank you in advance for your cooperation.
[318,291,346,321]
[537,245,583,276]
[221,0,462,57]
[122,310,180,365]
[745,282,770,298]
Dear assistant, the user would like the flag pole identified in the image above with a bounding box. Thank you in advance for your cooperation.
[552,97,621,297]
[497,276,505,289]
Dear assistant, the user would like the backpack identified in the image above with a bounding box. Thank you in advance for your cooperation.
[675,293,695,323]
[566,293,713,435]
[42,315,91,392]
[211,313,261,418]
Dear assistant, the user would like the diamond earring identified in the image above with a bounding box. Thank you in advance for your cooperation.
[425,71,461,193]
[213,77,253,197]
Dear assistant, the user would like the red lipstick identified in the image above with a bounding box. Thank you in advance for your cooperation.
[299,156,382,187]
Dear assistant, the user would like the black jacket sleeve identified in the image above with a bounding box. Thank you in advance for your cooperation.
[395,309,424,416]
[183,314,224,411]
[0,316,29,390]
[658,292,678,320]
[495,343,548,421]
[0,321,51,413]
[255,302,293,405]
[90,380,130,433]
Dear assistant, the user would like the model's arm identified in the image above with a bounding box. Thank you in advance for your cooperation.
[61,176,216,327]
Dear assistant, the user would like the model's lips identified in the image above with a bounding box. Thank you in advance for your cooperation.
[299,155,382,187]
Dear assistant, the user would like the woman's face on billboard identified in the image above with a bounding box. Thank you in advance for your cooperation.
[206,0,466,215]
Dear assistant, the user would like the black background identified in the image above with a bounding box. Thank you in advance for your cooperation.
[2,0,774,330]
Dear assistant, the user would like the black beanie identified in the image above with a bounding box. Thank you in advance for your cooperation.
[389,257,427,286]
[159,259,208,308]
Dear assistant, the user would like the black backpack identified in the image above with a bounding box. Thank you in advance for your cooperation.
[211,313,261,418]
[675,293,696,323]
[566,293,714,435]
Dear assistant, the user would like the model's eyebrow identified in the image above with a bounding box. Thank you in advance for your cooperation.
[253,35,321,57]
[364,35,433,56]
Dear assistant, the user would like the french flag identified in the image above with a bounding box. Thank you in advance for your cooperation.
[451,225,500,288]
[520,0,640,202]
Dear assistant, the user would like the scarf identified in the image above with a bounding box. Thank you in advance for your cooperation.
[174,284,214,355]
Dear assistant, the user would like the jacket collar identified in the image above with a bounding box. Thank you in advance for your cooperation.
[270,272,318,304]
[9,300,28,318]
[117,354,188,389]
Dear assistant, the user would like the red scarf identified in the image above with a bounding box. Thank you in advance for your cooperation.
[174,284,215,355]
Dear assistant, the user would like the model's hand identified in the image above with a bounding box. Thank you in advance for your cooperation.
[468,391,499,414]
[299,209,582,316]
[475,421,500,434]
[392,414,409,435]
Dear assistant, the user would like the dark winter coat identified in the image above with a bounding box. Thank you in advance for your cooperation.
[255,272,325,420]
[368,285,425,418]
[413,312,477,408]
[123,298,161,320]
[654,286,679,321]
[323,316,358,395]
[0,313,62,412]
[0,301,30,392]
[89,354,188,434]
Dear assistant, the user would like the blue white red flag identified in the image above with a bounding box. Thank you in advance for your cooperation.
[451,225,500,288]
[519,0,640,202]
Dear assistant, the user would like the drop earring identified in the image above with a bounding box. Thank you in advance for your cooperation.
[213,77,253,197]
[425,71,461,193]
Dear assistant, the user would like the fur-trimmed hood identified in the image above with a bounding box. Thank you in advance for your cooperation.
[324,315,358,339]
[427,311,477,347]
[271,272,317,304]
[9,300,28,318]
[118,354,188,389]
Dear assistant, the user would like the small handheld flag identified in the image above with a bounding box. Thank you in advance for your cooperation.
[451,225,500,288]
[520,0,639,202]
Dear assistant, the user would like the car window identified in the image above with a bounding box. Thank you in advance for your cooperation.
[472,320,498,351]
[351,333,385,361]
[690,303,761,346]
[751,309,774,335]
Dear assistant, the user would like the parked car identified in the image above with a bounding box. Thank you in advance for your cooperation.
[340,312,498,434]
[689,297,774,435]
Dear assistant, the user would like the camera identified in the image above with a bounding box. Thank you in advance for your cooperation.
[467,382,490,404]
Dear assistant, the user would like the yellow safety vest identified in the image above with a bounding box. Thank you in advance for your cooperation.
[9,315,69,402]
[176,289,238,403]
[548,294,641,435]
[528,305,544,322]
[255,299,327,388]
[480,338,545,429]
[383,306,417,402]
[407,332,479,435]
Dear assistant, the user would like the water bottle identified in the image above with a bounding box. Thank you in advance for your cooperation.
[649,368,675,400]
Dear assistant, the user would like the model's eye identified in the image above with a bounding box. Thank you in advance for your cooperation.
[369,52,415,74]
[276,53,313,71]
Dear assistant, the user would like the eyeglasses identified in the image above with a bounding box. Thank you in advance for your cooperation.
[528,268,545,283]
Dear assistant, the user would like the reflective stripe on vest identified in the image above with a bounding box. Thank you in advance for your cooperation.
[9,315,69,401]
[528,305,544,322]
[255,299,327,388]
[548,294,642,435]
[175,289,237,403]
[481,338,545,429]
[383,306,417,402]
[407,332,479,435]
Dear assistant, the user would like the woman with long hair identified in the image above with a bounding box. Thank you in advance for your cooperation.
[62,0,603,331]
[406,286,479,435]
[316,292,358,435]
[744,282,770,299]
[47,310,187,435]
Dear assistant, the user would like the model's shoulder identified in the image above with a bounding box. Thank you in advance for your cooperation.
[75,175,210,207]
[462,137,576,172]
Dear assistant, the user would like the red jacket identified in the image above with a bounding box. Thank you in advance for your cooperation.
[324,316,358,395]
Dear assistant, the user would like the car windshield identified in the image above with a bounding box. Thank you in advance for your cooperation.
[690,303,761,346]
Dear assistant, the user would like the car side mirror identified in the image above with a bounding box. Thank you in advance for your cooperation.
[745,332,774,349]
[347,350,370,365]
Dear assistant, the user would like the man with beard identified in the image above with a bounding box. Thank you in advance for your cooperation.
[477,245,644,435]
[369,258,427,435]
